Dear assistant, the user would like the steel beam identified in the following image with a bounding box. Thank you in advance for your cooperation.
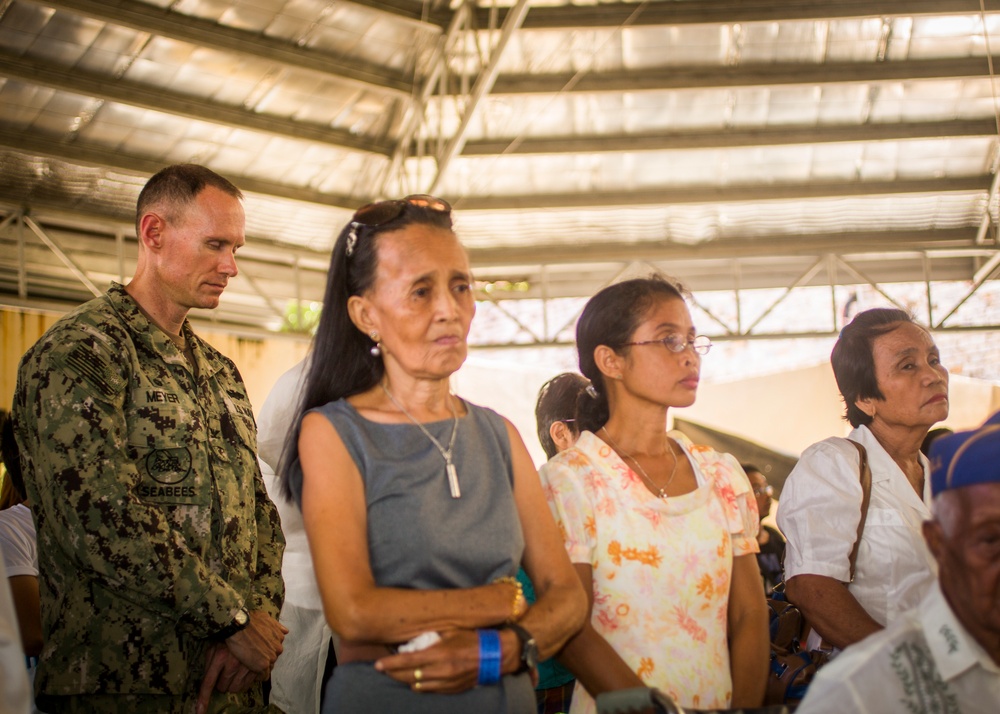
[743,257,827,334]
[468,229,982,266]
[0,53,394,156]
[473,0,1000,30]
[452,176,990,211]
[1,200,992,270]
[0,129,360,209]
[459,119,999,156]
[22,216,102,297]
[389,0,1000,33]
[5,46,990,160]
[37,0,414,97]
[488,56,1000,96]
[936,253,1000,326]
[381,2,473,195]
[341,0,450,30]
[238,268,286,322]
[426,0,531,194]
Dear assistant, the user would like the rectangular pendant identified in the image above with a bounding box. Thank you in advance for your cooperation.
[447,462,461,499]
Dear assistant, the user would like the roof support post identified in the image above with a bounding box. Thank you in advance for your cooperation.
[923,252,934,327]
[294,257,303,333]
[732,260,743,334]
[13,212,27,299]
[975,164,1000,244]
[540,263,551,340]
[827,253,839,333]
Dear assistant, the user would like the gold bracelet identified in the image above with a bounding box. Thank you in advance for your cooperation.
[493,576,527,622]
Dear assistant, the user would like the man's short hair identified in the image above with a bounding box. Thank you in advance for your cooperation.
[136,164,243,235]
[535,373,588,459]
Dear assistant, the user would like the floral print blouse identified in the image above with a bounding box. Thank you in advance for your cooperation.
[539,430,759,713]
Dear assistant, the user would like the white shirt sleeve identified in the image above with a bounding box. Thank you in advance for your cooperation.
[777,437,865,583]
[0,507,37,579]
[538,452,598,567]
[257,358,309,471]
[0,559,31,714]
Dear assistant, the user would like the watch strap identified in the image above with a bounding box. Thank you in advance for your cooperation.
[505,622,538,672]
[212,606,250,641]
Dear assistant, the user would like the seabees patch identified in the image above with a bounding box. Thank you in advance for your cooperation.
[138,446,198,503]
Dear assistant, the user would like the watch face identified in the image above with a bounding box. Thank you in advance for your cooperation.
[508,622,538,671]
[235,608,249,626]
[523,639,539,669]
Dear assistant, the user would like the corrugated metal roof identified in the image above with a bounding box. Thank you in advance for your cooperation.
[1,0,999,339]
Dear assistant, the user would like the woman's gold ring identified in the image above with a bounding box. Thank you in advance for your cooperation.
[414,681,422,691]
[414,668,423,682]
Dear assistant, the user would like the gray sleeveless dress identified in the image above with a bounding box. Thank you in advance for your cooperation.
[309,398,534,713]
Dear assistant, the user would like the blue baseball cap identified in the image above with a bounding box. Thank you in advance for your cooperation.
[929,411,1000,496]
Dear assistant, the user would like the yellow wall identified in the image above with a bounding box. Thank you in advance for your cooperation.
[1,309,61,412]
[1,307,310,418]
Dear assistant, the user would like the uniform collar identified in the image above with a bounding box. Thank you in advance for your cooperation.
[921,580,1000,681]
[105,282,220,380]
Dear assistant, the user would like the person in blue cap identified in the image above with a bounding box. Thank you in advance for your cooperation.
[796,411,1000,713]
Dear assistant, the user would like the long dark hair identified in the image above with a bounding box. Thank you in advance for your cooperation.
[277,202,454,501]
[574,276,686,434]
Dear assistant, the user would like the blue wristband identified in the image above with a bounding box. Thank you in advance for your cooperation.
[477,629,502,685]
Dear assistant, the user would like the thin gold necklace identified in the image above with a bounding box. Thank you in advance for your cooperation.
[381,382,461,498]
[601,426,678,499]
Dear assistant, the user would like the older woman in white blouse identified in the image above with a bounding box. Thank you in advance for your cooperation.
[778,308,946,649]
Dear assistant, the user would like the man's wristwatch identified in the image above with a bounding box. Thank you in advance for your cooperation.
[213,606,250,641]
[505,622,539,673]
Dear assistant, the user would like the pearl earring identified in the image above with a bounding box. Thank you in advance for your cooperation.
[369,331,381,358]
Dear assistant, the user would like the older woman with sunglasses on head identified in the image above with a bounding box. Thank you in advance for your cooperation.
[539,276,769,713]
[777,308,945,651]
[279,195,586,713]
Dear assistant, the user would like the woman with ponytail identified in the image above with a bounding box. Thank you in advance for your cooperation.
[539,276,768,712]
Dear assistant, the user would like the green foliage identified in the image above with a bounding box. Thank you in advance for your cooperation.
[282,301,323,335]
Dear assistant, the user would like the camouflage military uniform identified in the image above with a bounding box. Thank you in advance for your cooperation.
[12,283,285,712]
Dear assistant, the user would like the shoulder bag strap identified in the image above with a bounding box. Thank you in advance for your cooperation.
[845,439,873,583]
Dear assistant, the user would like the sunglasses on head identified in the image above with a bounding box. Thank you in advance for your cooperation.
[346,194,451,256]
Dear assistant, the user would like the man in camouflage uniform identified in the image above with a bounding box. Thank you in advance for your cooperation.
[12,164,286,713]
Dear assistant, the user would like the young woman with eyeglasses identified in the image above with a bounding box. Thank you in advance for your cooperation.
[538,276,768,713]
[279,196,586,713]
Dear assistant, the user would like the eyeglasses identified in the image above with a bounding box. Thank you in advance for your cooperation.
[623,334,713,355]
[753,484,774,497]
[346,194,451,256]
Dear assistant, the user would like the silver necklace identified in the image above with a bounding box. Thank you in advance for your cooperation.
[381,382,461,499]
[601,427,679,499]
